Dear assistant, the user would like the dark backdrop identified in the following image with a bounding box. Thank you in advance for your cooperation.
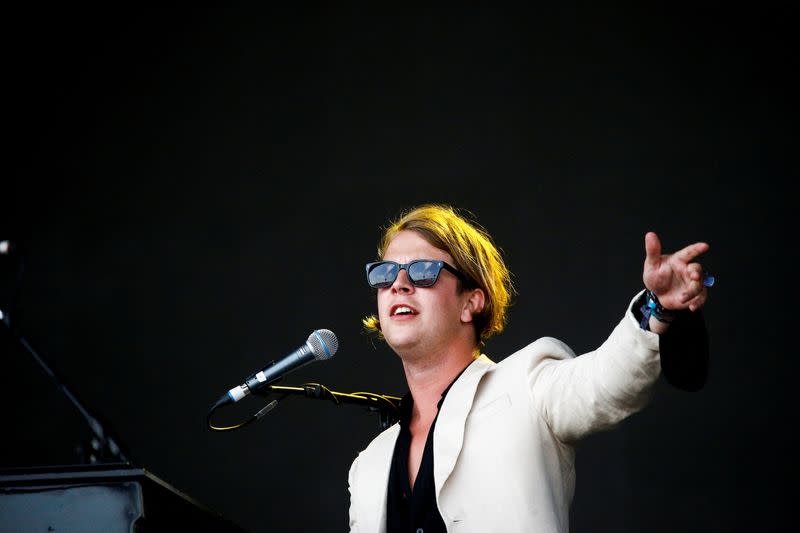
[2,6,794,532]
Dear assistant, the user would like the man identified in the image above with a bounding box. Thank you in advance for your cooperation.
[349,204,710,532]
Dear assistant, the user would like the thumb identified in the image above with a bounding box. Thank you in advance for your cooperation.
[644,232,662,268]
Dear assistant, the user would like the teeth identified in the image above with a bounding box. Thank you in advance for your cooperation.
[393,306,414,316]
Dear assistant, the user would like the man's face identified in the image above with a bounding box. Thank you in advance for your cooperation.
[377,230,472,359]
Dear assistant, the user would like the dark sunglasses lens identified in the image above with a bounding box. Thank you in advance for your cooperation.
[408,261,441,287]
[368,262,398,288]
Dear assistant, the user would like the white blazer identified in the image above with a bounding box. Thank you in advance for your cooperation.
[348,293,662,532]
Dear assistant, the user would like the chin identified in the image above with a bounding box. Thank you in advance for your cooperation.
[383,329,420,353]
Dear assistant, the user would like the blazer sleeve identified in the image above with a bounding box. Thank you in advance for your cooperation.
[527,293,662,443]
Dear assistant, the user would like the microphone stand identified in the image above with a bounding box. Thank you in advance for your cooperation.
[1,242,131,465]
[206,382,402,432]
[264,383,402,430]
[1,313,131,465]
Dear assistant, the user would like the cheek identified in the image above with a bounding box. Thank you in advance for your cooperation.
[376,292,390,320]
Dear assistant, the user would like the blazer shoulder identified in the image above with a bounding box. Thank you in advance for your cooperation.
[499,335,578,369]
[356,422,400,458]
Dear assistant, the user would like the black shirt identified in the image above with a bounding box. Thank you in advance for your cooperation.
[386,365,469,533]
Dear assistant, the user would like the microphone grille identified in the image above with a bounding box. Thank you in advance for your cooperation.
[307,329,338,360]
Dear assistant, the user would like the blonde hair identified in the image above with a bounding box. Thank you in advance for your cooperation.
[363,204,514,345]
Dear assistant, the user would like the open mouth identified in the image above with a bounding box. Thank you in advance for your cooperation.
[391,305,418,317]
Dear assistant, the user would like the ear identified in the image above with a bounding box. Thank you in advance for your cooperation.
[460,288,486,323]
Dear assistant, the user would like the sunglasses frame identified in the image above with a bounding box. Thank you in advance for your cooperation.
[365,259,468,289]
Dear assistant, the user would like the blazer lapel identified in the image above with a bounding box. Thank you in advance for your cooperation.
[432,355,493,501]
[362,424,400,532]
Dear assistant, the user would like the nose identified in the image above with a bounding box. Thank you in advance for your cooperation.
[391,267,414,293]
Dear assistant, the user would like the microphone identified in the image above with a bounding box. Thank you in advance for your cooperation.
[221,329,338,406]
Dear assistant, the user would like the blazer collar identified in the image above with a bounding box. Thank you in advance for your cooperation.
[432,355,494,499]
[365,425,400,532]
[360,355,494,531]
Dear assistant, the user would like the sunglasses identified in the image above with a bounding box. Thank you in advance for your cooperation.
[365,259,468,289]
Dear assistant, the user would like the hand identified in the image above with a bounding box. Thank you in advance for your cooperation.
[643,232,710,312]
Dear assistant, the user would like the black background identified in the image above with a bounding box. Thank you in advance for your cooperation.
[1,6,795,532]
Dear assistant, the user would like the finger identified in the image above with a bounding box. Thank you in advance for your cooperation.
[687,262,704,281]
[687,291,707,312]
[680,281,706,304]
[644,232,662,268]
[675,242,710,264]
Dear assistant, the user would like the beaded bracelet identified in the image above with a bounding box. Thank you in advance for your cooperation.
[645,289,677,323]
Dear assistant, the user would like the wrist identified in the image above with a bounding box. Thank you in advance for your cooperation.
[645,289,677,324]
